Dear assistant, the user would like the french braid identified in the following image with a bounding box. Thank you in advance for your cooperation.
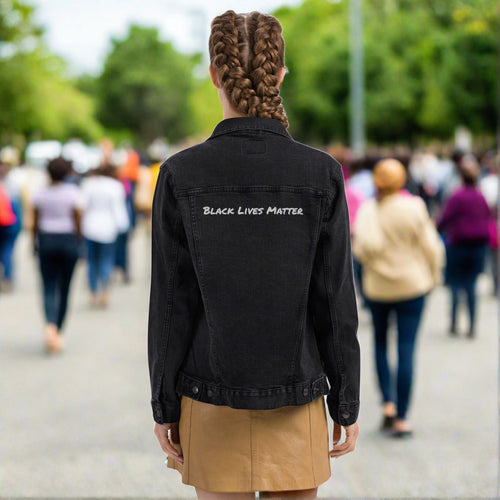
[208,10,289,128]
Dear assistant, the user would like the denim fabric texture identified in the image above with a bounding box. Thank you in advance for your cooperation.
[148,117,360,427]
[38,232,79,330]
[85,238,116,292]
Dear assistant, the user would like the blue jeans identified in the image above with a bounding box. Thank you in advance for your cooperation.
[114,230,129,275]
[37,232,79,331]
[445,243,488,332]
[365,294,426,420]
[85,239,115,293]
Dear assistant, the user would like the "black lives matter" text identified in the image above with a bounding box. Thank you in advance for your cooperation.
[202,206,304,216]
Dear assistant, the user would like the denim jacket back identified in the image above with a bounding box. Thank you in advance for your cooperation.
[148,117,360,427]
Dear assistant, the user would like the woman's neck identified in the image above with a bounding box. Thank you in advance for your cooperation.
[219,88,247,119]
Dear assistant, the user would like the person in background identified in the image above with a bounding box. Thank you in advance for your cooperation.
[479,151,499,296]
[114,174,133,283]
[352,159,444,438]
[436,154,491,338]
[31,156,84,354]
[119,144,140,229]
[80,164,129,308]
[346,157,375,200]
[0,161,22,292]
[345,181,366,307]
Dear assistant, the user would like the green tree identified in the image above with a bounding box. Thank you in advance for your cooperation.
[273,0,497,145]
[0,0,102,145]
[97,25,196,145]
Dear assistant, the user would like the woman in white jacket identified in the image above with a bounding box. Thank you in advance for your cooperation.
[80,164,130,307]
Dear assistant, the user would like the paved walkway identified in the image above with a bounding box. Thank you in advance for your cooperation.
[0,220,498,498]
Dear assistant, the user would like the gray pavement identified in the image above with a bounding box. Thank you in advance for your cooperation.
[0,220,498,498]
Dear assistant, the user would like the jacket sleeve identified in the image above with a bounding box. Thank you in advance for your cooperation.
[148,163,202,424]
[309,159,361,427]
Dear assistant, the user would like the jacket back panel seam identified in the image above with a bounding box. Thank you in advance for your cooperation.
[287,197,325,386]
[188,193,224,383]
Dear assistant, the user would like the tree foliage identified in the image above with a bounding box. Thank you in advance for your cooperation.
[0,0,496,147]
[0,0,102,145]
[274,0,497,144]
[97,25,196,145]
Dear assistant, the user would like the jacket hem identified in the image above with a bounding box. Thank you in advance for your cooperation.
[176,371,330,410]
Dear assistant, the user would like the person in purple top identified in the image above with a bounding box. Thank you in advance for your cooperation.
[436,154,491,338]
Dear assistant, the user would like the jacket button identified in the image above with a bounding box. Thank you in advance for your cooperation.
[207,389,213,397]
[341,411,350,419]
[303,388,309,396]
[313,387,319,394]
[192,385,199,394]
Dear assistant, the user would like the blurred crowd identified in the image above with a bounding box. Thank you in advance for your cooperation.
[0,138,497,433]
[0,138,166,352]
[337,145,497,435]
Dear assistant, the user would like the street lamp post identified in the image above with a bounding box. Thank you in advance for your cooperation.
[349,0,365,158]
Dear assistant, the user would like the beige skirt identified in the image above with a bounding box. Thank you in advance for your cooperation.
[167,394,331,493]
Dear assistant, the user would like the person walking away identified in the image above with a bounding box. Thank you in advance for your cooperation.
[345,181,366,307]
[478,151,499,296]
[31,157,84,353]
[119,145,140,229]
[352,159,444,437]
[149,10,360,499]
[0,161,23,292]
[436,154,491,337]
[0,178,17,292]
[114,175,133,283]
[80,164,129,308]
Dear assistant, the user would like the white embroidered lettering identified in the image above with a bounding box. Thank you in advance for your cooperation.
[203,206,304,215]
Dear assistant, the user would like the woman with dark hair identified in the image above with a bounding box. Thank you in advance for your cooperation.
[148,10,360,499]
[80,164,129,308]
[437,154,491,338]
[31,156,84,353]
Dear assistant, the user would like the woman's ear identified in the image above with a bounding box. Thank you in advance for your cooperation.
[277,66,287,88]
[209,65,221,89]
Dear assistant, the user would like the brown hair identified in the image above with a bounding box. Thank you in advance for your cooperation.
[208,10,289,128]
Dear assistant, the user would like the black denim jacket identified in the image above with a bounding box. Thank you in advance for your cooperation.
[148,117,360,427]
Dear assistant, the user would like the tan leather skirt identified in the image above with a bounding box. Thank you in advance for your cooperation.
[167,394,331,492]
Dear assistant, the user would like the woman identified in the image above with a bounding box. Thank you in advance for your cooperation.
[80,164,129,308]
[31,156,84,353]
[352,159,444,438]
[437,154,491,337]
[148,10,360,499]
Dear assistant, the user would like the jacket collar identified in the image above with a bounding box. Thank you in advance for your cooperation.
[208,116,292,140]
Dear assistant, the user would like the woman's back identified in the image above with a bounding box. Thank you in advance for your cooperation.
[81,175,128,243]
[150,116,359,422]
[31,182,83,234]
[353,192,444,301]
[437,186,490,245]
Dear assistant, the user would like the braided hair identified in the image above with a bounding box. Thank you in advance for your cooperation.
[208,10,289,128]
